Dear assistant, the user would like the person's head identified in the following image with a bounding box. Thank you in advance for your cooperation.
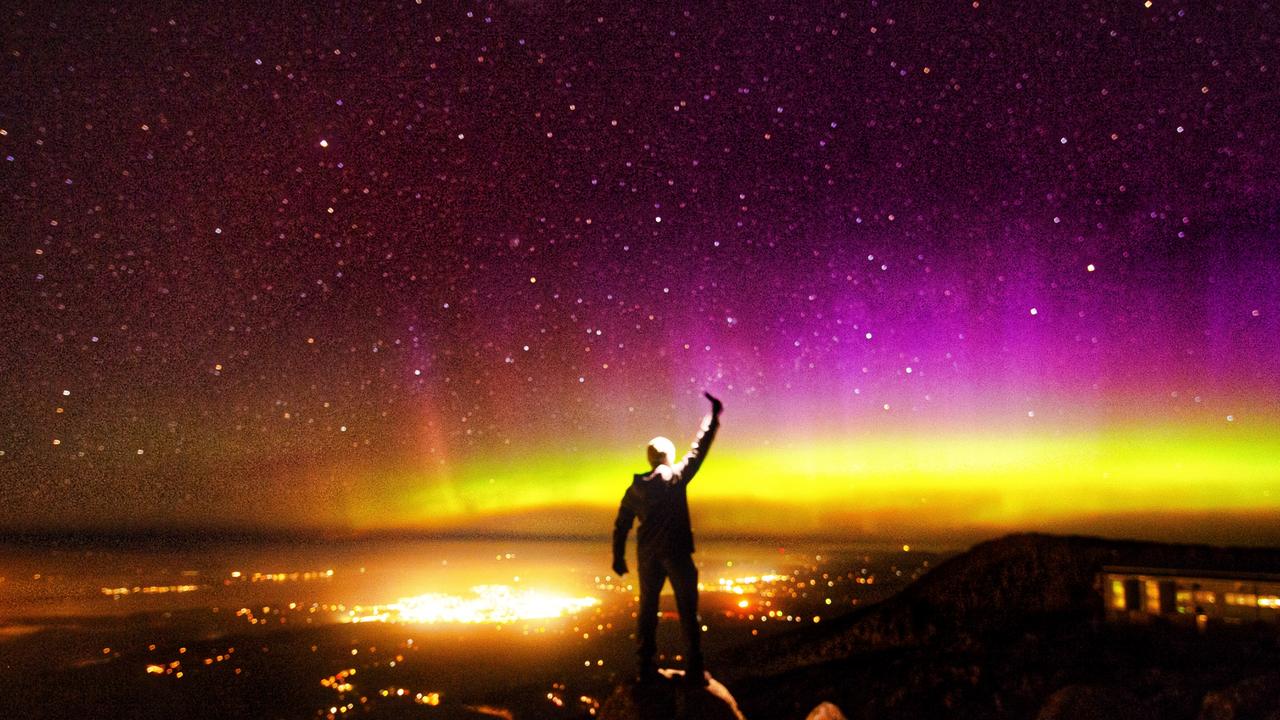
[646,436,676,468]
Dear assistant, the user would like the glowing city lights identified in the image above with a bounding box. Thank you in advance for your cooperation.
[346,585,600,625]
[713,574,787,596]
[102,584,202,597]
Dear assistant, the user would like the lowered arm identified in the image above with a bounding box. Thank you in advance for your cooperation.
[611,490,636,575]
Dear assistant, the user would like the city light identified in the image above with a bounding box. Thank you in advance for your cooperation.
[346,585,600,625]
[713,574,788,595]
[102,584,202,597]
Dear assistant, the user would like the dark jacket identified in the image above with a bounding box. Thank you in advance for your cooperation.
[613,414,720,561]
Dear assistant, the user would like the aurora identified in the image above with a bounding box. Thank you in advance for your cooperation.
[2,1,1277,544]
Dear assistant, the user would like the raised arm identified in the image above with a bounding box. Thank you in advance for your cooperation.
[674,392,723,484]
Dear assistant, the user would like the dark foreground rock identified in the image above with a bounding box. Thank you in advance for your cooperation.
[599,669,746,720]
[1197,672,1280,720]
[1036,685,1148,720]
[805,701,848,720]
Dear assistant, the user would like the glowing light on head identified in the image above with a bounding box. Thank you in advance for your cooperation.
[346,585,599,625]
[647,436,676,467]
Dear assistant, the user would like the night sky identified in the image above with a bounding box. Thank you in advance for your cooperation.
[3,2,1278,538]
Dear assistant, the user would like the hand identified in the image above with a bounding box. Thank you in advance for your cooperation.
[612,558,629,576]
[704,391,723,416]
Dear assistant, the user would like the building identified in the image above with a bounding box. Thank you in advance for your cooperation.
[1101,565,1280,629]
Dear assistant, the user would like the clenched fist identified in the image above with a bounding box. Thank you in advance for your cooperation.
[704,391,724,416]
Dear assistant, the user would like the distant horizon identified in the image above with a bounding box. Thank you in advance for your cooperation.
[4,507,1279,551]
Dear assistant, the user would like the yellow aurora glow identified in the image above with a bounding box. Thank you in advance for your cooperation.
[367,417,1280,539]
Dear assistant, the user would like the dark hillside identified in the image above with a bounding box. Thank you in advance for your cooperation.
[727,534,1280,720]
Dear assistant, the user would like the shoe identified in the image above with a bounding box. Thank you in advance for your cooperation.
[684,662,709,687]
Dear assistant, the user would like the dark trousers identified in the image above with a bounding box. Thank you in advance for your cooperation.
[636,551,702,668]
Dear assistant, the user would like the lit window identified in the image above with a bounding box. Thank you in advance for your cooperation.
[1110,580,1126,610]
[1145,580,1161,614]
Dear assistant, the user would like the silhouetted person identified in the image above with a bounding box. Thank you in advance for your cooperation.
[613,392,723,686]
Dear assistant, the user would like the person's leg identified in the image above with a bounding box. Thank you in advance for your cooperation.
[636,555,666,678]
[666,554,705,683]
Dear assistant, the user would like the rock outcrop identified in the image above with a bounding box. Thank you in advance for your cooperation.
[1036,685,1148,720]
[599,669,746,720]
[804,701,848,720]
[1198,673,1280,720]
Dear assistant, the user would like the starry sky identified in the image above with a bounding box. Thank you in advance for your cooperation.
[2,1,1278,540]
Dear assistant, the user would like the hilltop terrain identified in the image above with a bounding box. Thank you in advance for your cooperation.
[722,533,1280,719]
